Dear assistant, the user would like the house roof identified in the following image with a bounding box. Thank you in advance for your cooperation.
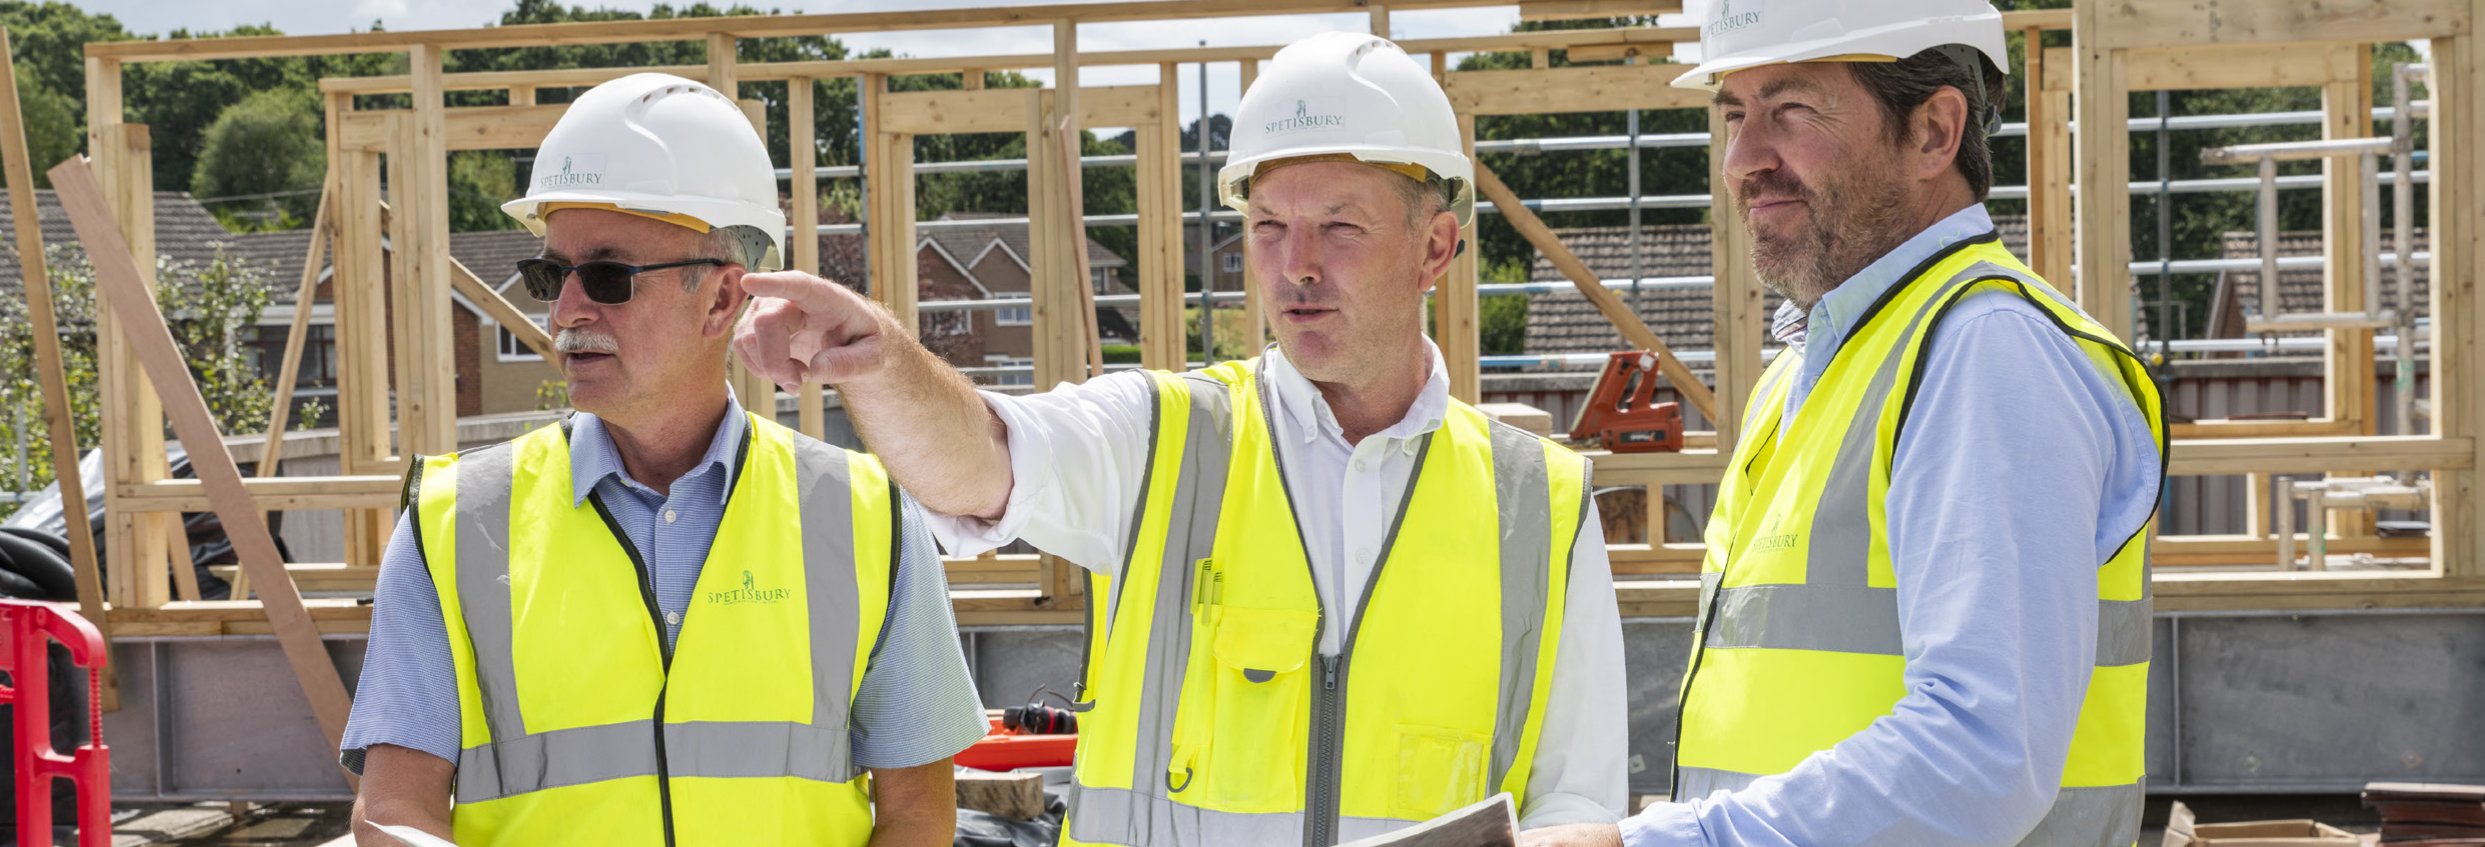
[2207,227,2429,340]
[0,190,249,298]
[1520,214,2030,356]
[925,212,1127,271]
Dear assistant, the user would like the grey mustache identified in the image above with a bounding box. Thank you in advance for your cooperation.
[556,328,619,355]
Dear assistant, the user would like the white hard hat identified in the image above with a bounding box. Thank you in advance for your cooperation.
[1218,32,1474,226]
[503,72,786,271]
[1671,0,2009,92]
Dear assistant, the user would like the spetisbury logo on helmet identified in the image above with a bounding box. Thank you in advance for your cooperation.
[1709,0,1762,38]
[1266,99,1345,135]
[535,153,606,190]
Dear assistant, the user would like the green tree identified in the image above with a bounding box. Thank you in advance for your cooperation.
[0,70,76,187]
[0,243,281,515]
[192,88,326,229]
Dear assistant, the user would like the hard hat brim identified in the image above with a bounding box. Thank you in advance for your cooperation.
[504,189,788,271]
[1673,12,2009,91]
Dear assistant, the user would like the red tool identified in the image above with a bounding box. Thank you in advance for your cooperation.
[1570,350,1686,453]
[3,599,112,847]
[954,716,1078,772]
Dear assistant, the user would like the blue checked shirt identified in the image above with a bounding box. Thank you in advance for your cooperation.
[340,393,988,774]
[1622,205,2163,845]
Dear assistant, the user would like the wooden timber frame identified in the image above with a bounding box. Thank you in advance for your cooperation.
[70,0,2485,648]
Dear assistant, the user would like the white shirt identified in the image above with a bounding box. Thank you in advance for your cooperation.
[929,341,1630,830]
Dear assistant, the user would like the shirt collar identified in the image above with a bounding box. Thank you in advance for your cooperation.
[567,387,748,507]
[1262,340,1449,452]
[1801,203,1995,362]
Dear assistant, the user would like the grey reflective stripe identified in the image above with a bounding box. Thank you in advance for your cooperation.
[1066,784,1420,847]
[457,719,862,803]
[664,720,855,782]
[2018,783,2143,847]
[1674,766,2139,846]
[449,443,526,745]
[791,438,863,775]
[1669,764,1755,801]
[1486,422,1555,794]
[2098,600,2151,666]
[1115,376,1234,806]
[457,720,656,803]
[1704,584,1902,655]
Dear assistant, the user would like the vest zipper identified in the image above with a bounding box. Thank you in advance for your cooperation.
[1307,652,1344,847]
[589,493,679,847]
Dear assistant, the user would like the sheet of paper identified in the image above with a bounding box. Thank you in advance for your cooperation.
[372,823,458,847]
[1338,792,1519,847]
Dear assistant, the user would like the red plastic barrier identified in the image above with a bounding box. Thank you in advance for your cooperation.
[2,599,111,847]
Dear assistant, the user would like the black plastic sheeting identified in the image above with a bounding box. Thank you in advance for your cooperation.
[954,794,1066,847]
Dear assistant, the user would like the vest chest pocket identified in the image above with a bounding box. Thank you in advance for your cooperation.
[1170,603,1319,813]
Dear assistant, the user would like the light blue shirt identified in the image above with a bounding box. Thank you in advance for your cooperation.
[339,392,989,774]
[1624,205,2163,845]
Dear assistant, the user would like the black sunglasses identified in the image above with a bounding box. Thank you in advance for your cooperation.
[516,257,727,305]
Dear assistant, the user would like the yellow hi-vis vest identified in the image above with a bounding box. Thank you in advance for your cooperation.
[407,413,896,846]
[1675,236,2167,845]
[1061,359,1592,847]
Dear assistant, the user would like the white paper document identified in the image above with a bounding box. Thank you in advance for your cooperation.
[1337,793,1520,847]
[372,823,458,847]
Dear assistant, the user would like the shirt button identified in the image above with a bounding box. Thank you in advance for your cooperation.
[663,509,678,524]
[1353,458,1369,472]
[665,610,681,626]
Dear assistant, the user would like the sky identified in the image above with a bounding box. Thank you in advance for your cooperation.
[68,0,1704,130]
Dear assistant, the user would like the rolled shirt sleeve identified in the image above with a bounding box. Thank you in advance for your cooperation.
[339,513,462,774]
[849,499,991,768]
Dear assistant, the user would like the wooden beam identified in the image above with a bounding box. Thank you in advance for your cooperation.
[397,46,457,456]
[788,76,826,439]
[1437,113,1482,404]
[256,182,334,480]
[2322,44,2380,541]
[2083,0,2469,51]
[1444,64,1708,115]
[51,154,358,780]
[1706,106,1763,456]
[449,257,556,364]
[2028,40,2073,291]
[1470,165,1721,424]
[1137,68,1185,371]
[337,103,567,152]
[2038,44,2353,93]
[862,74,920,330]
[1519,0,1680,22]
[1,27,112,704]
[115,476,407,512]
[877,84,1159,136]
[2171,418,2362,439]
[2428,28,2483,578]
[91,120,174,610]
[91,0,1566,62]
[2073,20,2135,339]
[2165,436,2476,476]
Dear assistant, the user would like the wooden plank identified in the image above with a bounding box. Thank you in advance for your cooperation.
[2073,30,2135,338]
[330,96,394,569]
[1519,0,1679,21]
[1369,4,1389,36]
[2427,29,2483,578]
[1439,114,1482,403]
[449,257,556,363]
[2150,533,2429,567]
[2030,51,2074,290]
[1706,106,1763,458]
[2170,418,2362,439]
[1137,69,1184,370]
[399,46,458,456]
[1444,64,1709,115]
[256,186,333,481]
[956,770,1048,820]
[1474,163,1718,423]
[0,28,113,691]
[88,0,1564,62]
[117,476,406,512]
[707,32,736,94]
[205,563,381,593]
[2167,436,2476,476]
[879,84,1159,136]
[789,76,826,439]
[51,154,358,779]
[91,120,174,610]
[2322,45,2379,541]
[2041,43,2365,93]
[2085,0,2469,51]
[338,104,566,152]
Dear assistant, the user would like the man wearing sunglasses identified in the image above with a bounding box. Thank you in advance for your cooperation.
[339,72,985,846]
